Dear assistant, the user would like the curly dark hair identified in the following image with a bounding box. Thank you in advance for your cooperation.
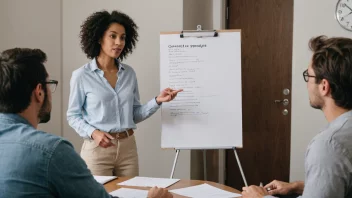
[309,35,352,109]
[80,10,138,61]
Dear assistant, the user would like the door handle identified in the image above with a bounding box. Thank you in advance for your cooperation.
[274,99,289,106]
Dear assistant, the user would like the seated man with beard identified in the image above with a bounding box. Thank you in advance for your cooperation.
[0,48,172,198]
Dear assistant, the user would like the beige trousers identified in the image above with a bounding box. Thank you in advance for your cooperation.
[80,135,139,177]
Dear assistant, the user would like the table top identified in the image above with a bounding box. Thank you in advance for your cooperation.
[104,177,242,197]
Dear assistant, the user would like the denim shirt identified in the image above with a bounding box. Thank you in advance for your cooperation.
[0,113,114,198]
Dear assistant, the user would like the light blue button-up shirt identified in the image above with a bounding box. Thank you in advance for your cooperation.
[67,58,160,139]
[0,113,114,198]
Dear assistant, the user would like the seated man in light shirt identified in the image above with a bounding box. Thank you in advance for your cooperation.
[242,36,352,198]
[0,48,172,198]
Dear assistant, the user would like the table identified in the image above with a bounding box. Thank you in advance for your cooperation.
[104,177,241,197]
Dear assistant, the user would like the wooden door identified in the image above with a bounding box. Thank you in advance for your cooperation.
[225,0,294,189]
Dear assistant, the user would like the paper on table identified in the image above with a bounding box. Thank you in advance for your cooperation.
[117,177,180,188]
[93,176,117,184]
[170,183,242,198]
[109,188,148,198]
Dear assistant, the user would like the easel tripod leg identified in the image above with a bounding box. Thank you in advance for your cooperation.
[233,147,248,187]
[170,149,180,179]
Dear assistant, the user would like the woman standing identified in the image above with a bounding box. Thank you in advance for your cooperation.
[67,10,181,176]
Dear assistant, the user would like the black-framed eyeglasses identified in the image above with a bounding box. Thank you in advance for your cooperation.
[43,80,58,93]
[303,69,316,82]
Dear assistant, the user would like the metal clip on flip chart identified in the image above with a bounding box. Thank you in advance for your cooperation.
[180,25,218,38]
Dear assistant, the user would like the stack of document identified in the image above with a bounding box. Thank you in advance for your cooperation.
[93,176,117,184]
[170,183,242,198]
[115,177,241,197]
[109,188,148,198]
[118,177,180,188]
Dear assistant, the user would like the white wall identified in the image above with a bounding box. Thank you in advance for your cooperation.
[0,0,62,137]
[290,0,351,181]
[183,0,213,30]
[62,0,190,179]
[212,0,226,30]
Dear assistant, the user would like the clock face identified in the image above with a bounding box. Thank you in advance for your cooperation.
[336,0,352,31]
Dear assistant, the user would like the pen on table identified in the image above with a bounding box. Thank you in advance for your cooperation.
[260,182,271,191]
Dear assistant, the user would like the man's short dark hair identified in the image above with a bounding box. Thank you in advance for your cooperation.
[0,48,48,113]
[309,36,352,110]
[80,10,138,61]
